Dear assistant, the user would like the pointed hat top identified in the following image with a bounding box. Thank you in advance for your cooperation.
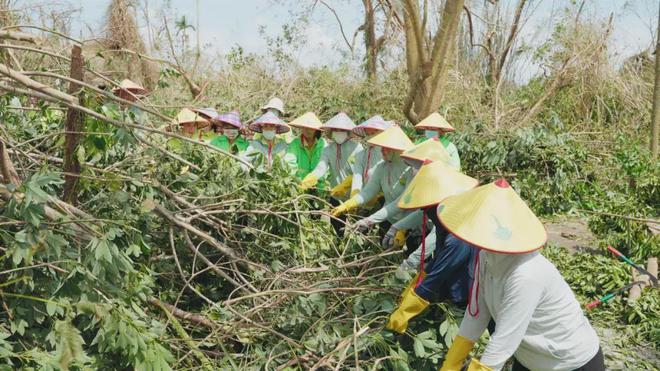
[261,97,285,114]
[112,79,148,95]
[176,108,209,125]
[367,125,414,152]
[323,112,356,131]
[288,112,324,131]
[415,112,455,132]
[398,160,478,209]
[249,112,290,133]
[402,138,453,166]
[352,115,392,136]
[436,179,547,254]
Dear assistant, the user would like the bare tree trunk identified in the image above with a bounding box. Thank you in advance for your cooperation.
[62,45,84,204]
[363,0,377,81]
[402,0,464,123]
[651,0,660,159]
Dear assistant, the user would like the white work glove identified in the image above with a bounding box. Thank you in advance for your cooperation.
[353,217,375,233]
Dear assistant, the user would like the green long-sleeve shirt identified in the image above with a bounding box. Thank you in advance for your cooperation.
[286,137,326,180]
[355,155,414,224]
[209,135,249,154]
[351,144,383,194]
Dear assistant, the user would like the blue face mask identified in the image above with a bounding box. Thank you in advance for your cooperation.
[425,130,439,139]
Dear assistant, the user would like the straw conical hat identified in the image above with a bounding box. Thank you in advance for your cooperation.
[249,112,290,133]
[176,108,209,125]
[216,111,242,129]
[437,178,547,254]
[261,97,285,114]
[192,108,219,121]
[323,112,355,131]
[288,112,323,131]
[415,112,455,132]
[112,79,148,95]
[352,115,392,136]
[367,125,414,152]
[401,138,452,165]
[398,160,478,209]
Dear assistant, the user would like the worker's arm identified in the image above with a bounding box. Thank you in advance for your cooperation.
[393,209,424,230]
[351,150,365,194]
[368,194,410,224]
[354,163,383,206]
[458,255,492,343]
[310,148,330,180]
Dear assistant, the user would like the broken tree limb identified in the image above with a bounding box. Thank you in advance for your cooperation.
[154,203,262,273]
[147,297,219,329]
[0,30,39,43]
[62,45,84,204]
[0,63,77,104]
[629,258,658,302]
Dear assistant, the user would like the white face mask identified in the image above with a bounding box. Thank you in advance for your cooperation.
[332,131,348,144]
[262,129,276,140]
[425,130,439,139]
[224,129,239,139]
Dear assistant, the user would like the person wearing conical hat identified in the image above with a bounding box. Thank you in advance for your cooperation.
[286,112,327,183]
[241,112,291,168]
[261,97,285,117]
[439,179,603,371]
[109,79,149,125]
[415,112,460,170]
[209,111,249,154]
[350,115,392,195]
[300,112,361,192]
[331,126,415,232]
[192,108,220,142]
[386,160,479,334]
[383,139,454,261]
[166,108,209,151]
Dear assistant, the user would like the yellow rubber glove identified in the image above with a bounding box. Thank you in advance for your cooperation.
[350,189,360,197]
[330,175,353,198]
[393,229,407,248]
[365,192,383,209]
[331,197,359,217]
[439,335,475,371]
[300,174,318,190]
[466,359,493,371]
[386,287,429,334]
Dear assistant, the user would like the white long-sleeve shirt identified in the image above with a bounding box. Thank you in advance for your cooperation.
[459,251,599,371]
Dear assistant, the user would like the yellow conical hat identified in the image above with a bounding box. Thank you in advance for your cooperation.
[398,160,478,209]
[288,112,323,131]
[367,126,414,152]
[415,112,455,132]
[112,79,148,95]
[401,138,452,165]
[437,179,547,254]
[176,108,209,125]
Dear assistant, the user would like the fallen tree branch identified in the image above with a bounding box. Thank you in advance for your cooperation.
[0,30,39,43]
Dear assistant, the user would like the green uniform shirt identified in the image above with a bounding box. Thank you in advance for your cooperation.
[355,155,414,224]
[286,137,326,180]
[415,135,461,170]
[351,144,384,194]
[209,135,249,154]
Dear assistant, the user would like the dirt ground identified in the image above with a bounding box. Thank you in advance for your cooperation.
[544,217,598,253]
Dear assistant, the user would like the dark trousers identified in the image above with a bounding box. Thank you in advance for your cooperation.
[329,197,346,237]
[512,347,605,371]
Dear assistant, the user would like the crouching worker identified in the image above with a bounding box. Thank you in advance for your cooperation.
[439,179,604,371]
[386,159,479,334]
[331,126,414,238]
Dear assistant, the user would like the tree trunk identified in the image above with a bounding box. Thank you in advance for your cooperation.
[402,0,465,124]
[651,0,660,159]
[363,0,377,81]
[62,45,84,204]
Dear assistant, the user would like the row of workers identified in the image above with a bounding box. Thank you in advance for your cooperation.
[113,79,604,370]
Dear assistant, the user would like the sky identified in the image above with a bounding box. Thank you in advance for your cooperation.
[21,0,660,81]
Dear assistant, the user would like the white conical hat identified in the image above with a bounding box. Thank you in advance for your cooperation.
[261,97,285,114]
[323,112,356,131]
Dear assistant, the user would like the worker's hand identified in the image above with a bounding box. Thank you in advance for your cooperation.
[330,175,352,198]
[331,197,358,217]
[300,174,318,190]
[353,217,375,233]
[382,225,400,249]
[393,229,407,248]
[439,335,476,371]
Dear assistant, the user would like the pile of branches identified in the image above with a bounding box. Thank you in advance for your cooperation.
[0,27,446,370]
